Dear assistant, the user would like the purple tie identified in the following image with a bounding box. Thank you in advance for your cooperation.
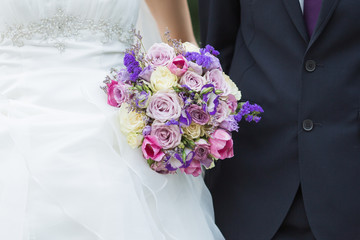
[304,0,323,36]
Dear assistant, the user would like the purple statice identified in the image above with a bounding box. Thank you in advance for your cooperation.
[124,52,142,82]
[253,116,262,123]
[249,103,264,113]
[220,115,239,132]
[245,115,253,122]
[235,101,264,123]
[199,44,220,56]
[185,44,221,70]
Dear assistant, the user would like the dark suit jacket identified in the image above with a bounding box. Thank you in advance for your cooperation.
[199,0,360,239]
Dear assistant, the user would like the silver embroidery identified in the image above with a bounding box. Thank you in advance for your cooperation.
[0,9,134,52]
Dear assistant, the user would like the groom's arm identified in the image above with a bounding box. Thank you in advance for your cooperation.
[199,0,240,73]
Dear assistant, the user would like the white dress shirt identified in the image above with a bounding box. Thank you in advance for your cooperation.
[299,0,304,12]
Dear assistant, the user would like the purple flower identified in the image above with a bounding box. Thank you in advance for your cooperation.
[151,122,182,149]
[165,149,194,171]
[151,161,174,174]
[203,52,222,71]
[180,71,206,92]
[139,65,154,82]
[234,101,264,123]
[187,104,210,125]
[165,154,184,171]
[202,85,219,115]
[253,116,262,123]
[193,139,213,168]
[179,109,192,126]
[220,115,239,132]
[142,125,151,136]
[184,45,221,71]
[135,91,150,109]
[124,52,142,82]
[117,69,131,83]
[246,115,253,122]
[200,44,220,56]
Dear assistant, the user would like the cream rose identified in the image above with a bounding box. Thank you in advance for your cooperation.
[183,42,200,53]
[183,123,202,139]
[118,104,146,136]
[223,73,242,100]
[150,66,178,92]
[127,133,144,148]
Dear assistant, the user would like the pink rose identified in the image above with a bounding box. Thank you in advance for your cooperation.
[151,122,182,149]
[146,91,183,122]
[167,55,188,77]
[194,139,213,168]
[187,104,209,125]
[213,100,231,125]
[146,43,176,67]
[180,71,206,92]
[180,160,202,177]
[142,136,165,162]
[107,80,129,107]
[209,129,234,160]
[205,69,230,96]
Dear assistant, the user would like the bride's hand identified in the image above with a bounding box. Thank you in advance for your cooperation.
[145,0,197,45]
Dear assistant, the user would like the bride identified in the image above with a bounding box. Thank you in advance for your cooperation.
[0,0,224,239]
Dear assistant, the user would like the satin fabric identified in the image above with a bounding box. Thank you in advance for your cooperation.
[0,1,224,239]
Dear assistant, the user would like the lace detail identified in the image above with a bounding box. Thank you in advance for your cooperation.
[0,9,134,52]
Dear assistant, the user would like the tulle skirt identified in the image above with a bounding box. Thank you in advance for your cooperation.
[0,67,224,240]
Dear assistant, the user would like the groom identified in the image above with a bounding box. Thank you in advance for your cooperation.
[199,0,360,239]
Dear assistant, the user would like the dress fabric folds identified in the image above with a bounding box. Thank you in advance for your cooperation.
[0,0,224,239]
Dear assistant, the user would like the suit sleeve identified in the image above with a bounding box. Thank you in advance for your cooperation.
[198,0,241,73]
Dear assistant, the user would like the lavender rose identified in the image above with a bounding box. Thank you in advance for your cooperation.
[213,100,231,125]
[180,71,206,92]
[205,69,231,96]
[187,104,209,125]
[151,122,182,149]
[146,43,176,67]
[194,139,213,168]
[146,91,183,122]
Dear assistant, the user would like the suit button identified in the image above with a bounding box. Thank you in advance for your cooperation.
[303,119,314,132]
[305,60,316,72]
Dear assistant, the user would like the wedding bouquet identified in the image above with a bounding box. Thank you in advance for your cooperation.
[102,32,263,177]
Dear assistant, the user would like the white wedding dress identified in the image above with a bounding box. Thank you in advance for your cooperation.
[0,0,224,239]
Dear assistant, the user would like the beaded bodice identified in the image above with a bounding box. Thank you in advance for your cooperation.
[0,0,139,51]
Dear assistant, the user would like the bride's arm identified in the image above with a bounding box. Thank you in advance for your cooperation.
[144,0,197,45]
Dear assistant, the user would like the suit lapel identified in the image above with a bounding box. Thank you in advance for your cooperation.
[308,0,340,48]
[282,0,309,43]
